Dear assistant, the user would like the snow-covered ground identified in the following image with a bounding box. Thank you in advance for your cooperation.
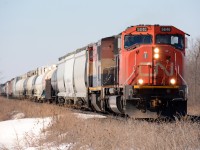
[75,113,107,119]
[0,117,52,149]
[0,112,106,149]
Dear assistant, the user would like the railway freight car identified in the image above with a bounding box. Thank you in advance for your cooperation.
[25,70,38,99]
[6,79,14,98]
[33,65,57,101]
[15,75,27,99]
[57,48,88,106]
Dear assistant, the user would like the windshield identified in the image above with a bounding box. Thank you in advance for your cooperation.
[156,34,184,50]
[124,35,152,49]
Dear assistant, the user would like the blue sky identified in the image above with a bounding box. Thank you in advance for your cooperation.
[0,0,200,83]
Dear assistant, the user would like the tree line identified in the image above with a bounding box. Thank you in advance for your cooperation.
[186,38,200,104]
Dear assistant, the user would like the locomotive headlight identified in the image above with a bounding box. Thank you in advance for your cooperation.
[154,53,159,59]
[154,48,159,53]
[170,78,176,85]
[138,79,144,85]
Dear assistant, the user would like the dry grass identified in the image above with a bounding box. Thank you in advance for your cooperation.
[0,96,68,121]
[45,115,200,150]
[44,100,200,150]
[1,96,200,150]
[187,102,200,116]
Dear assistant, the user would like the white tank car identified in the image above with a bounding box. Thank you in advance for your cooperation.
[26,75,37,98]
[33,67,48,100]
[12,77,20,97]
[33,66,56,100]
[5,80,13,98]
[34,74,47,100]
[23,78,29,97]
[15,78,26,98]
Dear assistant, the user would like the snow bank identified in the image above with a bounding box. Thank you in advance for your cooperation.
[26,143,72,150]
[0,117,52,149]
[11,112,26,120]
[75,113,107,119]
[0,113,106,149]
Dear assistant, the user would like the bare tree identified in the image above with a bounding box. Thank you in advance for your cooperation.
[186,38,200,103]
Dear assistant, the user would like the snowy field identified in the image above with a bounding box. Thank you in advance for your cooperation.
[0,112,106,150]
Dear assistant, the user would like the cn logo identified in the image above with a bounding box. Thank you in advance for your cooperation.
[139,62,174,77]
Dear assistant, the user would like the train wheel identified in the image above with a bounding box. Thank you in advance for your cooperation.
[58,97,65,106]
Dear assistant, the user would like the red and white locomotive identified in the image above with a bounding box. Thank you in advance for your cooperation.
[119,25,187,118]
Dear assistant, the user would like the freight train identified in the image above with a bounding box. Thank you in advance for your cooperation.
[0,25,188,119]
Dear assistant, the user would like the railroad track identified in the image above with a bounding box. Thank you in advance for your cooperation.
[60,105,200,123]
[12,98,200,123]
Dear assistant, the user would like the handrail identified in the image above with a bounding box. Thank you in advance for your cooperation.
[123,63,152,86]
[177,66,188,87]
[123,66,137,85]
